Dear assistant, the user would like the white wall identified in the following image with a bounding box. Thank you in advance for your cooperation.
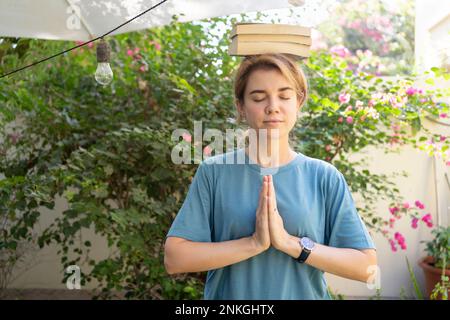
[326,127,450,298]
[415,0,450,73]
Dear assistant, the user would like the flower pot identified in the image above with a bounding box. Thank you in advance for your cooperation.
[418,256,450,299]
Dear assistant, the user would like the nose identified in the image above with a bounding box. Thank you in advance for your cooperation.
[265,96,281,114]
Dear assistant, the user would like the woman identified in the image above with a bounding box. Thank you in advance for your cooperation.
[164,53,377,299]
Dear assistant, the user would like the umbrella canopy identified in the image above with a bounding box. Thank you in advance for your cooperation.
[0,0,303,41]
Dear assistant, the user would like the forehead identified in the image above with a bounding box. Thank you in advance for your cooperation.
[245,68,292,92]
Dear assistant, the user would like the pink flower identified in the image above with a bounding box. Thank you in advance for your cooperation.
[338,117,343,123]
[345,105,353,112]
[389,207,399,215]
[87,42,94,48]
[389,218,395,228]
[439,113,448,118]
[346,116,353,124]
[134,47,140,54]
[389,239,397,252]
[330,45,351,58]
[411,217,418,229]
[127,49,134,56]
[325,145,332,152]
[203,146,212,156]
[339,92,351,104]
[139,65,146,72]
[446,161,450,166]
[406,87,418,96]
[182,133,192,142]
[421,213,432,223]
[364,49,373,58]
[403,202,410,209]
[440,136,446,142]
[394,232,406,249]
[149,40,161,51]
[348,20,362,29]
[415,200,425,209]
[421,213,433,228]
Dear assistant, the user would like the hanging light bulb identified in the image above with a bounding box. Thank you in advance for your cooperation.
[95,38,113,86]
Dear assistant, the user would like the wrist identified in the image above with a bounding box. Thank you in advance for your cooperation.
[249,235,268,255]
[279,234,302,258]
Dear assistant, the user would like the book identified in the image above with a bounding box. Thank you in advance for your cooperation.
[230,33,312,46]
[228,38,311,58]
[230,23,311,38]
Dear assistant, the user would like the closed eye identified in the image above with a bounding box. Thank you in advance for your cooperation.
[253,97,291,102]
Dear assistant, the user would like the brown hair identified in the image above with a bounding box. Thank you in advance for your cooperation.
[233,54,308,124]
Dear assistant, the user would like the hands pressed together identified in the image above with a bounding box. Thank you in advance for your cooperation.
[251,175,291,253]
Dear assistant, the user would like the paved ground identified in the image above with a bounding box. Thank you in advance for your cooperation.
[1,289,100,300]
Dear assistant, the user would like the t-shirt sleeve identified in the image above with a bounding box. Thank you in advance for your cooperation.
[166,161,213,242]
[324,168,376,250]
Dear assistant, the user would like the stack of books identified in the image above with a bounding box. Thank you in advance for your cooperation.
[228,23,312,59]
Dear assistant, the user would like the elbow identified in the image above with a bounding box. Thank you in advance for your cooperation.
[164,247,179,275]
[164,237,187,275]
[358,249,378,283]
[164,252,174,275]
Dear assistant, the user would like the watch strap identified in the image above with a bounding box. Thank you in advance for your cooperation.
[296,248,310,263]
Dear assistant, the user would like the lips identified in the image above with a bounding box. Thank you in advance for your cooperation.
[264,120,284,123]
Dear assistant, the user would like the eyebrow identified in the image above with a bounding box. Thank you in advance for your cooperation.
[249,87,294,95]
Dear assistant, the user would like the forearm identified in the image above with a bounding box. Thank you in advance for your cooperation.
[282,235,377,283]
[164,236,263,275]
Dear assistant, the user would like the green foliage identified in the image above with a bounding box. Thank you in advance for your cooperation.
[0,11,449,299]
[423,226,450,270]
[405,256,424,299]
[421,226,449,300]
[327,286,345,300]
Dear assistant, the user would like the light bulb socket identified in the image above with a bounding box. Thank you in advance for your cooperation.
[96,39,110,63]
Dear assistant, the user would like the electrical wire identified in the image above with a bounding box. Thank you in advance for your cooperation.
[0,0,168,79]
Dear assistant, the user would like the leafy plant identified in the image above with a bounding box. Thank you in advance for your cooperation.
[423,226,450,270]
[422,226,449,300]
[405,256,424,299]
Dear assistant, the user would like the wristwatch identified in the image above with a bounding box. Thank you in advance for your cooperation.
[296,237,315,263]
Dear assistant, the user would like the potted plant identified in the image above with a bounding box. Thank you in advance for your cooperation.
[418,226,450,299]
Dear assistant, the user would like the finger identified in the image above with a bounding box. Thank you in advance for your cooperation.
[270,175,276,200]
[270,176,278,210]
[258,176,268,214]
[268,176,274,215]
[258,176,266,202]
[261,176,269,215]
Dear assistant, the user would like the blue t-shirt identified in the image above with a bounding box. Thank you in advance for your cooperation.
[166,148,376,300]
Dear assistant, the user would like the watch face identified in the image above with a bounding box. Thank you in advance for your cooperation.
[301,237,315,251]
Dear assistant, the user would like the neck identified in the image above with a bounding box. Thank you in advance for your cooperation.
[245,137,295,168]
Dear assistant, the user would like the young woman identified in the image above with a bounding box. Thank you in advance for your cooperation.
[164,53,377,299]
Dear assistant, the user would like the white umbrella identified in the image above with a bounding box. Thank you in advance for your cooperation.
[0,0,305,41]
